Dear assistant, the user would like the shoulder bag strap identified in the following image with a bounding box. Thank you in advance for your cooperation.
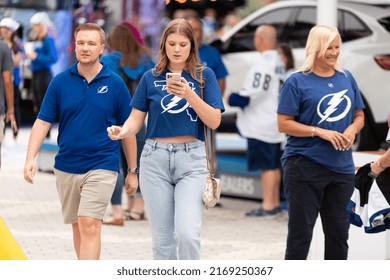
[200,70,216,177]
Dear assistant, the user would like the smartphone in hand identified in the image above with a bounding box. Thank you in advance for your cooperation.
[166,72,181,84]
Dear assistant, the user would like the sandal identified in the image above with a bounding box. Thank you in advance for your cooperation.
[125,211,145,221]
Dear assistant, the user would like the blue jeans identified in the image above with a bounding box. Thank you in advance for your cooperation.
[140,139,207,260]
[283,155,354,260]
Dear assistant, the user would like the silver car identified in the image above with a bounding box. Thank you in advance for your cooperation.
[213,0,390,150]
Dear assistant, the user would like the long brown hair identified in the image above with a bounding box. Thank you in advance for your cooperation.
[154,18,203,82]
[106,23,149,68]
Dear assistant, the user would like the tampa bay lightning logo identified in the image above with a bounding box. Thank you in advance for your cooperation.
[317,89,351,124]
[158,80,198,121]
[97,86,108,94]
[161,94,189,114]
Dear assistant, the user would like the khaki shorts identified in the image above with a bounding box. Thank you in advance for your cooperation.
[54,169,117,224]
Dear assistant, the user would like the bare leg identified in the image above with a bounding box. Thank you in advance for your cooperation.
[72,223,81,259]
[261,168,281,211]
[78,216,102,260]
[128,197,145,220]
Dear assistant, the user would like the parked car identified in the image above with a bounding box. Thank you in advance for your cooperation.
[212,0,390,150]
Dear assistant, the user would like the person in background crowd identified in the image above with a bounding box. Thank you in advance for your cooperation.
[277,25,365,259]
[23,23,137,260]
[188,17,228,95]
[202,8,219,43]
[106,18,224,259]
[121,20,144,46]
[0,17,22,142]
[228,25,286,218]
[27,11,57,138]
[100,23,154,225]
[277,43,295,77]
[0,38,17,170]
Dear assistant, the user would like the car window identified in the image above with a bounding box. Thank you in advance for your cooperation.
[216,4,377,53]
[338,10,373,41]
[222,8,292,53]
[287,7,316,48]
[378,16,390,32]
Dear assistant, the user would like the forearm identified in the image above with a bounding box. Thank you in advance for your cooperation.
[121,109,146,138]
[187,92,221,130]
[377,149,390,169]
[3,75,14,113]
[26,119,51,161]
[345,109,364,136]
[371,148,390,175]
[122,136,137,169]
[277,115,314,137]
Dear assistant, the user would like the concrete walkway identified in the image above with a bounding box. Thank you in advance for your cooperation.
[0,127,288,260]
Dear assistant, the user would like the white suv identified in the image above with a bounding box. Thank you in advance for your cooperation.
[213,0,390,150]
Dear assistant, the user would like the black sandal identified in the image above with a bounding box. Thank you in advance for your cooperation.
[125,211,145,221]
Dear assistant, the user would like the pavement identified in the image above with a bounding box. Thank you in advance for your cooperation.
[0,126,288,260]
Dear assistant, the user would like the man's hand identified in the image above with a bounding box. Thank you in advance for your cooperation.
[24,160,37,184]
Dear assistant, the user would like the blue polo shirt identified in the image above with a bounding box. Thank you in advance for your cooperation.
[131,67,225,141]
[38,63,132,174]
[198,44,228,81]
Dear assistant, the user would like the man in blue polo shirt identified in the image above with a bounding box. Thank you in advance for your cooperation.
[189,17,228,95]
[23,23,138,260]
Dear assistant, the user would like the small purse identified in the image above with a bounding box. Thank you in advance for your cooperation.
[200,70,222,209]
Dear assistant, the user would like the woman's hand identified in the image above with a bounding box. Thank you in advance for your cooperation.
[317,128,350,151]
[124,173,138,195]
[107,125,124,140]
[166,77,193,99]
[370,160,385,177]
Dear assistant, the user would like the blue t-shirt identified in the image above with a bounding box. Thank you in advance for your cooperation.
[198,44,228,80]
[38,63,132,174]
[131,67,225,141]
[277,70,365,174]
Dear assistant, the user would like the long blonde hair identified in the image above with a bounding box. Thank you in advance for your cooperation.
[153,18,203,83]
[298,25,344,73]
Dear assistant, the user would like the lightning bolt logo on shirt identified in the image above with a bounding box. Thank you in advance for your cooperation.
[161,94,190,114]
[317,89,351,124]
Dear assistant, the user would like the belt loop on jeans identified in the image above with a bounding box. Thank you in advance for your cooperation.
[185,143,189,153]
[152,140,157,151]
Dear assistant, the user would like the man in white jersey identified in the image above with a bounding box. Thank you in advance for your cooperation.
[228,25,286,217]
